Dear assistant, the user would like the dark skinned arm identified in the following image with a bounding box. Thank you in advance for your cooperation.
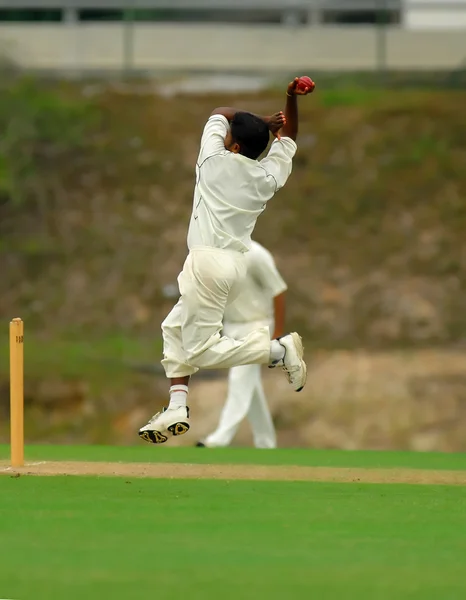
[281,92,299,142]
[211,107,286,139]
[280,77,314,142]
[211,107,242,122]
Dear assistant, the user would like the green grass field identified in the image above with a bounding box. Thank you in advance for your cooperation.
[1,446,466,600]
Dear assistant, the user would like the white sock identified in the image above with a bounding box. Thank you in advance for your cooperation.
[269,339,285,365]
[168,385,188,410]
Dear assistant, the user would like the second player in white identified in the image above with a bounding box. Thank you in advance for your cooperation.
[199,241,287,449]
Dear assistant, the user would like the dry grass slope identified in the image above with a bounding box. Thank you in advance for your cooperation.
[1,82,465,346]
[1,79,466,449]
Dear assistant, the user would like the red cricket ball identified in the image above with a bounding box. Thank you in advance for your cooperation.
[297,76,315,92]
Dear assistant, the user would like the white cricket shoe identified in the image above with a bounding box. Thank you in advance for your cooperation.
[138,406,190,444]
[276,333,307,392]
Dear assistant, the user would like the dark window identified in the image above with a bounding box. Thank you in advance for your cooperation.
[323,9,401,25]
[78,9,302,24]
[0,9,62,22]
[78,10,124,22]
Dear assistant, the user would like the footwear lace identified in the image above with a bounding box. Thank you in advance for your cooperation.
[147,408,167,425]
[147,411,161,424]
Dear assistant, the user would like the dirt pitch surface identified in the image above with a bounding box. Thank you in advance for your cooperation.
[1,461,465,485]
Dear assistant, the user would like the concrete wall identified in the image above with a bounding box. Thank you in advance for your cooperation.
[0,24,465,72]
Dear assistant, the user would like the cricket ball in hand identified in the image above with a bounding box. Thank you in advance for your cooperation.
[297,76,315,92]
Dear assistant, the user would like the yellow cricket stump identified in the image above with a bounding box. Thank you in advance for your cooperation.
[10,317,24,467]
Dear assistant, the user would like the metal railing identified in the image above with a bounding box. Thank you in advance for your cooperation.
[0,0,465,9]
[0,0,403,7]
[0,0,464,7]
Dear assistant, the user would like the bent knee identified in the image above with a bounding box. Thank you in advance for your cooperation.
[185,349,201,367]
[183,331,222,367]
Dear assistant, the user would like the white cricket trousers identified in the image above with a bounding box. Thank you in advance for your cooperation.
[161,247,271,378]
[205,321,277,449]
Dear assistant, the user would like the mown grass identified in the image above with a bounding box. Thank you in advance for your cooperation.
[0,474,465,600]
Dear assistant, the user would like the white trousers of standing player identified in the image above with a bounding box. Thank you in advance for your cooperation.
[161,247,271,378]
[204,321,277,449]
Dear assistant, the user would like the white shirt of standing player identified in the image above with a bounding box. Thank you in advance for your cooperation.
[224,241,288,326]
[188,114,297,253]
[204,241,287,449]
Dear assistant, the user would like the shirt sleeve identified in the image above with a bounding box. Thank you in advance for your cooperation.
[249,243,288,298]
[198,114,229,163]
[259,137,297,193]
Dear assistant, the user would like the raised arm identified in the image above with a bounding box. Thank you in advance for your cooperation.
[211,107,286,139]
[281,77,315,142]
[211,107,241,122]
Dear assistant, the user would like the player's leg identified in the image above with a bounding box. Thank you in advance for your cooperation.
[138,248,255,445]
[183,249,306,390]
[140,249,306,444]
[247,371,277,449]
[201,364,257,447]
[139,298,197,444]
[180,249,271,369]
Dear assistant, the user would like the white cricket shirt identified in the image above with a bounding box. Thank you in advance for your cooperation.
[224,241,288,324]
[187,115,297,253]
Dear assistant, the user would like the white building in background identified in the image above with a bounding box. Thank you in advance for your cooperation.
[0,0,464,72]
[403,0,466,29]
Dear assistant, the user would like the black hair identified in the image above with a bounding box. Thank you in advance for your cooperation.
[230,112,270,160]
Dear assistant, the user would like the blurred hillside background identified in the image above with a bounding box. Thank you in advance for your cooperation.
[1,0,466,451]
